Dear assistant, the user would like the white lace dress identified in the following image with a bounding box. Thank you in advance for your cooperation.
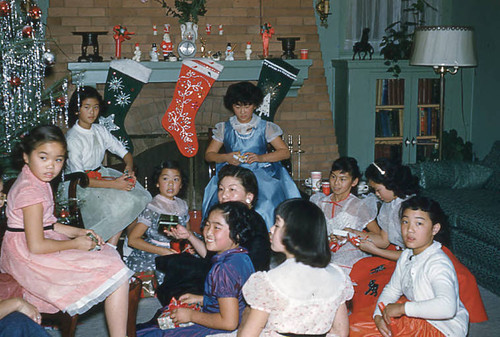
[310,193,377,272]
[377,195,413,248]
[209,258,353,337]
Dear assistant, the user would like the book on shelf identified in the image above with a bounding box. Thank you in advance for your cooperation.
[418,79,440,105]
[376,109,402,137]
[376,79,404,106]
[417,107,439,136]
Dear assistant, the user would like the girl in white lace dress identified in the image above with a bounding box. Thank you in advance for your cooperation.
[211,199,353,337]
[310,157,378,274]
[350,158,419,261]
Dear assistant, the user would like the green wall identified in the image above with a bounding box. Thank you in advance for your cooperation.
[451,0,500,159]
[316,0,498,159]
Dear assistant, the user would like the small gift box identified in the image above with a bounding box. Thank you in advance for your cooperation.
[135,271,158,298]
[85,170,102,180]
[157,297,201,329]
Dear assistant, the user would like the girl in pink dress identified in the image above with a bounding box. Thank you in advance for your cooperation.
[0,125,133,337]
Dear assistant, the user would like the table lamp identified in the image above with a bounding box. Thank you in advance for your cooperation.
[410,26,477,160]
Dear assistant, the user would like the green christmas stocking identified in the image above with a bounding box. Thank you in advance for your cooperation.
[162,59,224,157]
[100,59,152,153]
[255,59,299,122]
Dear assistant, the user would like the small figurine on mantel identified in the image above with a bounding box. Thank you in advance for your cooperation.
[225,43,235,61]
[200,38,208,58]
[132,43,141,62]
[113,24,134,59]
[261,23,275,58]
[150,43,159,62]
[168,53,178,62]
[211,51,222,61]
[153,24,158,36]
[245,41,252,60]
[160,32,174,61]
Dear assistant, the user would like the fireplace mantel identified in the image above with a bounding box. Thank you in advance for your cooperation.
[67,59,312,97]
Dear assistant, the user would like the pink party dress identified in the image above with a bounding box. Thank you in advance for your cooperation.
[0,165,133,316]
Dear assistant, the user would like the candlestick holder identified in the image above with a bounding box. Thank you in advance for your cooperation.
[277,37,300,59]
[73,31,107,62]
[295,135,305,181]
[286,134,294,178]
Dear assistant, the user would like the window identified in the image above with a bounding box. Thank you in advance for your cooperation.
[344,0,442,52]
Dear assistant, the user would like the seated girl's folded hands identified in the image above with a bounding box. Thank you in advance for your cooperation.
[383,303,404,322]
[82,229,104,245]
[374,315,392,337]
[73,234,99,251]
[244,152,260,164]
[170,307,193,324]
[227,152,244,166]
[345,228,364,237]
[179,293,203,305]
[114,174,135,191]
[357,238,381,255]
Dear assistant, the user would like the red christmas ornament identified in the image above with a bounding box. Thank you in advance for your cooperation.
[28,5,42,20]
[0,1,10,17]
[22,25,33,38]
[9,76,21,87]
[60,209,70,218]
[55,96,65,107]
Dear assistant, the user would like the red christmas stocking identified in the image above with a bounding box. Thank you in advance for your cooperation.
[162,59,224,157]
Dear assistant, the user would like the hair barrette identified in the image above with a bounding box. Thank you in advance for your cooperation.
[372,162,386,176]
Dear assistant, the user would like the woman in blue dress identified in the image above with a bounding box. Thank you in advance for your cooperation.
[203,81,300,229]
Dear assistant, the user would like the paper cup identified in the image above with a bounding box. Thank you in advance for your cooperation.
[300,49,309,59]
[322,182,331,195]
[311,171,322,191]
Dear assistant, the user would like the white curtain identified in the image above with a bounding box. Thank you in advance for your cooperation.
[344,0,442,52]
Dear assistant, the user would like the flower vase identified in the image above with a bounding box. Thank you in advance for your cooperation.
[178,22,198,59]
[181,22,198,42]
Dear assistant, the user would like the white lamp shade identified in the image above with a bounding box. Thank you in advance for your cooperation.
[410,26,477,67]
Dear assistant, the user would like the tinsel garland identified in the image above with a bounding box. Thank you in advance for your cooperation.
[0,0,68,158]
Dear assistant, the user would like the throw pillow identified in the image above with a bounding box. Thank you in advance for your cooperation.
[409,162,455,189]
[410,161,493,189]
[452,162,493,189]
[480,140,500,171]
[484,171,500,191]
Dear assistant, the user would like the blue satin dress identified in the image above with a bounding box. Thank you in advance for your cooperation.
[202,118,300,229]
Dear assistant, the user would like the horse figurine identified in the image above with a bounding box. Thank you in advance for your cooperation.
[352,28,374,60]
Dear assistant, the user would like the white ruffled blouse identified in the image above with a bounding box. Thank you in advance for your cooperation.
[211,114,283,143]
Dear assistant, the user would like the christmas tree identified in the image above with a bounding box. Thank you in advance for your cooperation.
[0,0,67,174]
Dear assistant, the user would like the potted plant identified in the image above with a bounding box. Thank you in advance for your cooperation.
[154,0,207,24]
[380,0,436,76]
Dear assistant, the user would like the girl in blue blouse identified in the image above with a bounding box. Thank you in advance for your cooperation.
[138,202,255,337]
